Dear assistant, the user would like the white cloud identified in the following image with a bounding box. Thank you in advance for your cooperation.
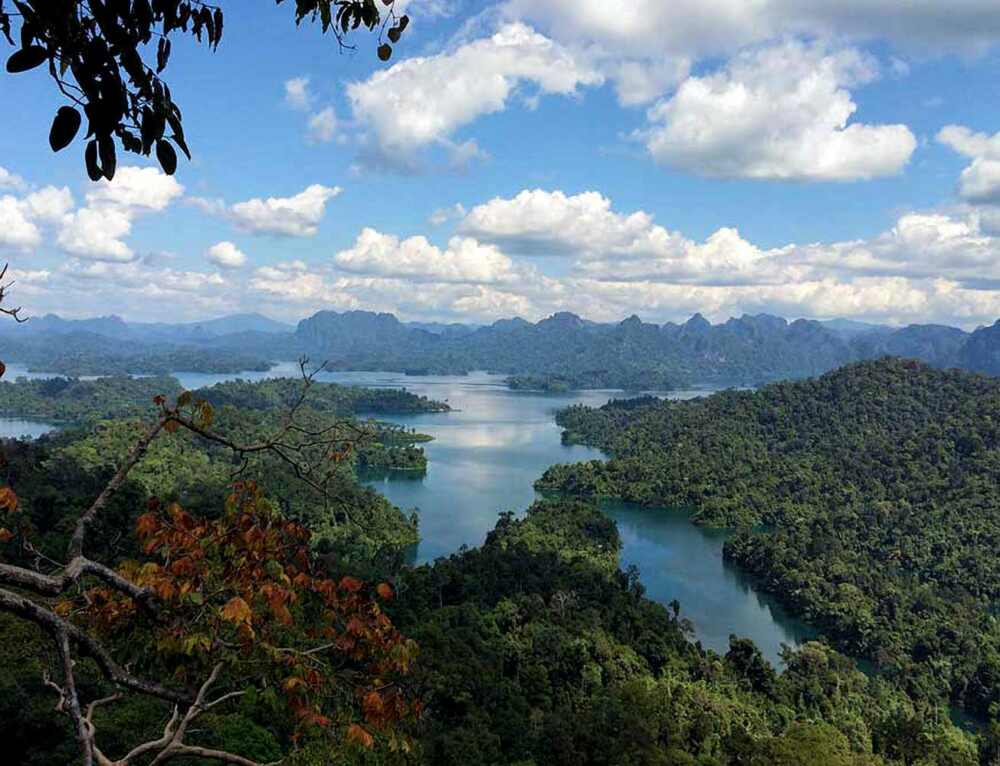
[307,107,339,144]
[347,23,602,162]
[457,188,1000,323]
[938,125,1000,204]
[195,184,342,237]
[333,227,520,283]
[284,77,313,110]
[429,203,467,226]
[54,167,183,262]
[0,185,74,252]
[461,189,656,256]
[645,42,916,181]
[0,195,42,250]
[85,166,184,211]
[505,0,1000,61]
[0,167,26,191]
[21,186,74,223]
[206,241,248,269]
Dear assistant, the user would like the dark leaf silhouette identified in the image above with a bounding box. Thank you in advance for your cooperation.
[48,106,81,152]
[5,44,46,73]
[156,139,177,176]
[2,2,411,180]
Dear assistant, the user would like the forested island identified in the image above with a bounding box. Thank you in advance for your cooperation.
[539,358,1000,727]
[0,374,450,423]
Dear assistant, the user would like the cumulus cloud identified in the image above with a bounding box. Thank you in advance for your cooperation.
[192,184,342,237]
[347,23,602,163]
[56,167,183,261]
[333,227,520,283]
[284,77,313,110]
[0,184,75,252]
[448,187,1000,325]
[644,42,916,181]
[938,125,1000,204]
[85,166,184,211]
[0,195,43,250]
[461,189,655,256]
[206,241,248,269]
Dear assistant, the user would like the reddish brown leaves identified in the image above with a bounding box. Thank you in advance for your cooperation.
[70,481,422,750]
[347,723,375,749]
[0,485,18,513]
[220,596,252,625]
[340,575,364,593]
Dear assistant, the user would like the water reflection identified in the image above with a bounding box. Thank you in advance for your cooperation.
[602,500,814,665]
[319,371,811,665]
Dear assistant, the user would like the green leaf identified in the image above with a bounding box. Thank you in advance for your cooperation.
[48,107,81,152]
[5,44,47,73]
[156,139,177,175]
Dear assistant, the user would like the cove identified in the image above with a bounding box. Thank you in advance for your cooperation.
[7,363,813,665]
[299,369,811,666]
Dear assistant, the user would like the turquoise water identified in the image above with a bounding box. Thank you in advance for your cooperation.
[5,364,810,664]
[296,370,809,664]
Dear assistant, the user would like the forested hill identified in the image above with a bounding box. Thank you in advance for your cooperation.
[538,358,1000,718]
[293,310,1000,388]
[8,308,1000,386]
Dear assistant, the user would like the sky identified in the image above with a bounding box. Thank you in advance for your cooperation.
[3,0,1000,328]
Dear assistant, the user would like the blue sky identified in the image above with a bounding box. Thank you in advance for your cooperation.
[3,0,1000,327]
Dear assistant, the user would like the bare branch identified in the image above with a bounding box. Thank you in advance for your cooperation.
[70,419,166,559]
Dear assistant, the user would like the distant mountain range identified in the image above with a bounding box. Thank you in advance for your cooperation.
[3,308,1000,388]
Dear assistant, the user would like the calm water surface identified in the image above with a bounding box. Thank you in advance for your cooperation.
[12,363,811,663]
[258,367,809,664]
[0,417,55,439]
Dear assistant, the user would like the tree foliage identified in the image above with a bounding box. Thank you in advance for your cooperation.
[0,371,421,765]
[540,358,1000,722]
[0,0,410,179]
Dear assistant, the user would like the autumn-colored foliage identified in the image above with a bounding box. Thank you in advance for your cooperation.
[65,480,420,749]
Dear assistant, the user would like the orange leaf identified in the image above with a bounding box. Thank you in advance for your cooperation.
[340,575,364,593]
[136,512,159,537]
[376,583,394,601]
[220,596,252,625]
[0,528,12,543]
[0,486,18,513]
[347,723,374,749]
[363,690,384,718]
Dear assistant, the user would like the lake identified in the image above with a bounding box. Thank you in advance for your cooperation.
[5,363,812,664]
[284,368,810,664]
[0,417,55,440]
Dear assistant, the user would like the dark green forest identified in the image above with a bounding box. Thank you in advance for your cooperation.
[539,358,1000,727]
[3,362,1000,763]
